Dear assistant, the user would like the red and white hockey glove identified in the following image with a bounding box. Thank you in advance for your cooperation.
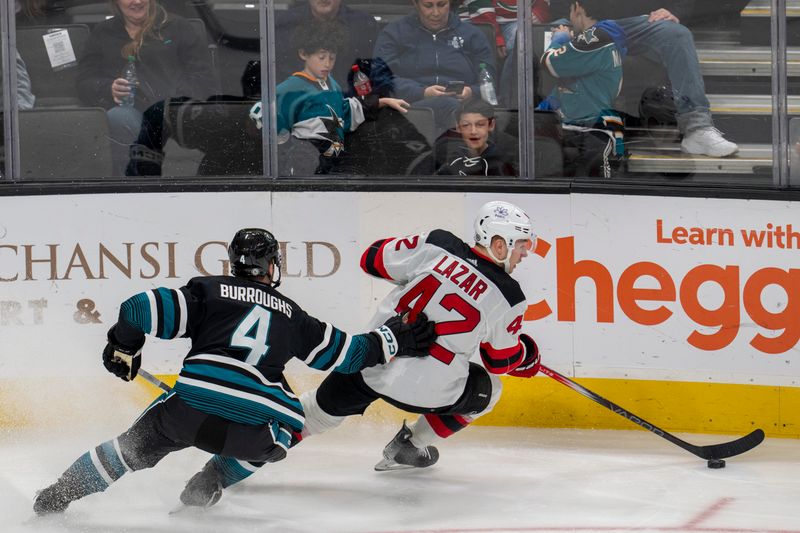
[508,334,540,378]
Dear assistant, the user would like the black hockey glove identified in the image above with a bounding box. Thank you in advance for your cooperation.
[373,312,438,360]
[102,325,144,382]
[508,334,541,378]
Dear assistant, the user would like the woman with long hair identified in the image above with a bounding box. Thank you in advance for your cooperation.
[77,0,217,175]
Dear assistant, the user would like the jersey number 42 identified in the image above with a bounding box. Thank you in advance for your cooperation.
[395,274,480,365]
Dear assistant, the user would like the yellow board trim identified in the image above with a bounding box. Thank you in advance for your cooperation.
[3,375,797,439]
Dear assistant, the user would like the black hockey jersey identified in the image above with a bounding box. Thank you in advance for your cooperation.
[114,275,382,432]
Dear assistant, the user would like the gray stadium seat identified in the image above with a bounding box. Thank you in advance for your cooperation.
[19,108,113,178]
[16,24,90,107]
[404,106,437,147]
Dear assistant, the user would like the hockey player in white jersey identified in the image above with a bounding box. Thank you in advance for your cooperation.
[179,200,541,501]
[312,199,542,470]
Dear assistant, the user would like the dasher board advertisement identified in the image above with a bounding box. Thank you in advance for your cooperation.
[0,191,797,390]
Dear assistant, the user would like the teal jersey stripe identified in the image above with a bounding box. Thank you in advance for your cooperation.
[310,328,344,370]
[333,334,369,374]
[174,381,305,430]
[156,287,176,339]
[182,362,301,411]
[120,292,152,334]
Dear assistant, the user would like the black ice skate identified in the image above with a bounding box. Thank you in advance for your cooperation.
[179,461,224,508]
[374,421,439,471]
[33,483,73,515]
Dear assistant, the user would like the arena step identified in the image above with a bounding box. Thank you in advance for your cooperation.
[697,45,800,77]
[626,143,772,174]
[632,94,792,144]
[740,0,800,46]
[708,93,799,115]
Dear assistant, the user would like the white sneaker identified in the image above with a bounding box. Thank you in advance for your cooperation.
[681,127,739,157]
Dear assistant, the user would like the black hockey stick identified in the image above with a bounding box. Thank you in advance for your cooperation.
[138,368,173,393]
[539,364,765,461]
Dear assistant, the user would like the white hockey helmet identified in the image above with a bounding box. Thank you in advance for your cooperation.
[474,201,535,271]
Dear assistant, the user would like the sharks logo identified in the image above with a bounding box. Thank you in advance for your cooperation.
[317,104,345,157]
[576,27,599,46]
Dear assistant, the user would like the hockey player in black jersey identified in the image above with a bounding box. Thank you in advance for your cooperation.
[33,228,437,514]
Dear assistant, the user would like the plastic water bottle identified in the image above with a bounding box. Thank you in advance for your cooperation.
[121,55,138,107]
[352,64,372,97]
[478,63,498,105]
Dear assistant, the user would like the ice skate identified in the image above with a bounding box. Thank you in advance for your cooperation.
[33,483,72,515]
[374,421,439,471]
[179,461,224,508]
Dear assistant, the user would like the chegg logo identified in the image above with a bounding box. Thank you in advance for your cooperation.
[524,236,799,355]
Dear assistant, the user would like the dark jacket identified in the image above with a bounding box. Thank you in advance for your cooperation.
[373,12,496,102]
[434,129,518,177]
[274,4,379,89]
[77,13,217,110]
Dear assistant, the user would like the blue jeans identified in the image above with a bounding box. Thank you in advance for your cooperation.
[616,15,713,133]
[107,105,144,176]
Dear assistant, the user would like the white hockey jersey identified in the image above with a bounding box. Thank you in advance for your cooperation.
[359,229,529,408]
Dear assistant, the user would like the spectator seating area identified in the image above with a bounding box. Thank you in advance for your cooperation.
[621,0,797,181]
[8,0,797,179]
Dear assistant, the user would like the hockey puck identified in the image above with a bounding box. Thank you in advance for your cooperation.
[707,459,726,469]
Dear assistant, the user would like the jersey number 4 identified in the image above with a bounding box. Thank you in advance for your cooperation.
[231,306,272,365]
[395,274,480,365]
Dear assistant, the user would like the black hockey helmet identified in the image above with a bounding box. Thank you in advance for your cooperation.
[228,228,282,287]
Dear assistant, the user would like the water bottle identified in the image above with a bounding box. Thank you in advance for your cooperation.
[351,64,372,97]
[478,63,498,105]
[121,55,138,107]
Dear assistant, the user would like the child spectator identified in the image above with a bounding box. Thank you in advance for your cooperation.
[436,98,517,176]
[539,0,626,177]
[272,21,410,175]
[274,0,379,91]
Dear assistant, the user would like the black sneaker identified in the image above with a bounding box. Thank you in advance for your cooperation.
[374,421,439,471]
[180,461,223,508]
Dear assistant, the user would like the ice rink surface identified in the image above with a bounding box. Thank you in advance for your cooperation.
[3,420,799,533]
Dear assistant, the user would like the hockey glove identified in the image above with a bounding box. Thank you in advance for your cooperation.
[102,325,144,382]
[374,312,437,359]
[508,334,541,378]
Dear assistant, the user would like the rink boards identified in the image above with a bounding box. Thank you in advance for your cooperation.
[0,191,798,437]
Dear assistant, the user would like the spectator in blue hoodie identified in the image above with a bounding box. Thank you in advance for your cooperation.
[539,0,627,178]
[373,0,496,136]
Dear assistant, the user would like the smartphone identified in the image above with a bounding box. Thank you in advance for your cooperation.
[445,80,465,95]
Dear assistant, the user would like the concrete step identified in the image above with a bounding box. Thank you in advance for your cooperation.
[708,94,798,115]
[697,45,800,77]
[741,0,800,18]
[740,0,800,46]
[626,143,772,174]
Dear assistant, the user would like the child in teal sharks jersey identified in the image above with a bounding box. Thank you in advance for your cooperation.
[268,21,409,175]
[539,0,627,178]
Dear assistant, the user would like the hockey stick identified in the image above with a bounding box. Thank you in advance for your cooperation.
[539,364,765,461]
[138,368,173,393]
